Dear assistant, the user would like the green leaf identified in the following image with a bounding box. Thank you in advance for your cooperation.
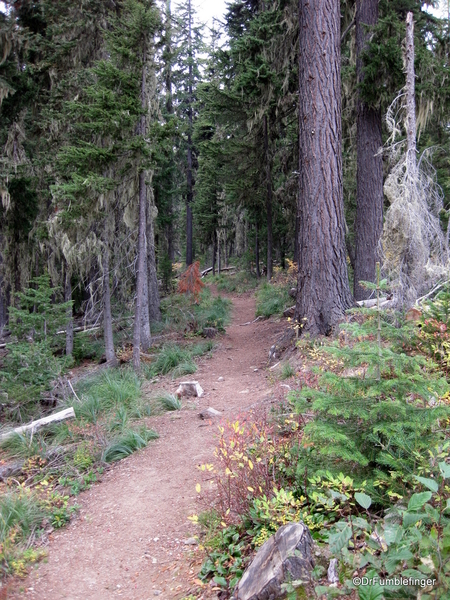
[213,576,227,587]
[358,584,384,600]
[414,476,439,493]
[384,523,402,546]
[355,492,372,510]
[408,492,432,511]
[329,523,352,554]
[439,461,450,479]
[385,549,414,574]
[403,512,428,527]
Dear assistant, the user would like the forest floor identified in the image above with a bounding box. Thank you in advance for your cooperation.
[6,290,285,600]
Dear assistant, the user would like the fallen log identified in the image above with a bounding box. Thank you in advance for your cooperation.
[0,407,76,442]
[201,266,237,278]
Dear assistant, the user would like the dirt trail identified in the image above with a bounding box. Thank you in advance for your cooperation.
[10,292,284,600]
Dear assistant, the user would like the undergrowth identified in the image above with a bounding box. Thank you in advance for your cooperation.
[193,292,450,598]
[255,283,290,318]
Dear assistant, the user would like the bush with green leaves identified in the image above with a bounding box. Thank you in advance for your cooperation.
[317,456,450,599]
[255,283,290,318]
[199,524,247,591]
[289,307,450,500]
[415,284,450,373]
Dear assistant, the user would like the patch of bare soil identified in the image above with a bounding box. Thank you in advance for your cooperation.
[7,292,285,600]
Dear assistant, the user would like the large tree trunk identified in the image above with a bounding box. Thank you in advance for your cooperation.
[147,192,161,323]
[295,0,353,335]
[64,265,74,356]
[353,0,384,301]
[185,0,194,266]
[264,115,273,281]
[102,243,117,367]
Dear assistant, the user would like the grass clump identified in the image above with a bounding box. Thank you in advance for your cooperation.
[102,427,159,463]
[255,283,290,318]
[155,392,182,412]
[280,363,295,380]
[150,344,191,376]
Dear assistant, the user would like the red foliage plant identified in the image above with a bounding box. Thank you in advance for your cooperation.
[197,409,302,524]
[177,261,205,302]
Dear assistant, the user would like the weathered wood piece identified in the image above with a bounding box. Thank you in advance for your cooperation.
[0,407,76,441]
[232,522,314,600]
[175,381,204,398]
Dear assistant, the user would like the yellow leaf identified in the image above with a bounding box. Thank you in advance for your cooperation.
[187,514,199,522]
[195,483,201,493]
[221,522,227,527]
[41,480,49,486]
[248,460,253,470]
[247,487,254,492]
[225,508,230,515]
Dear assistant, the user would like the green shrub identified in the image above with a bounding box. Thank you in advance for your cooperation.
[72,332,105,363]
[255,283,290,318]
[317,457,450,599]
[290,308,450,500]
[195,292,231,332]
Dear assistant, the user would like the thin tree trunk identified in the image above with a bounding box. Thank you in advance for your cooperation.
[185,0,194,266]
[255,222,261,279]
[64,266,73,356]
[353,0,384,300]
[212,230,217,275]
[147,193,161,323]
[165,0,175,262]
[133,48,149,372]
[133,169,147,371]
[102,244,117,367]
[296,0,353,335]
[0,240,8,334]
[141,249,151,352]
[264,115,273,281]
[405,12,417,177]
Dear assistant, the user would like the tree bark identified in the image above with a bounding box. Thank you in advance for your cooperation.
[133,47,150,371]
[141,247,152,352]
[64,265,74,356]
[353,0,384,301]
[185,0,194,266]
[147,193,161,323]
[405,12,417,178]
[212,229,217,275]
[264,115,273,281]
[296,0,353,335]
[165,0,175,262]
[255,221,260,279]
[102,243,118,367]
